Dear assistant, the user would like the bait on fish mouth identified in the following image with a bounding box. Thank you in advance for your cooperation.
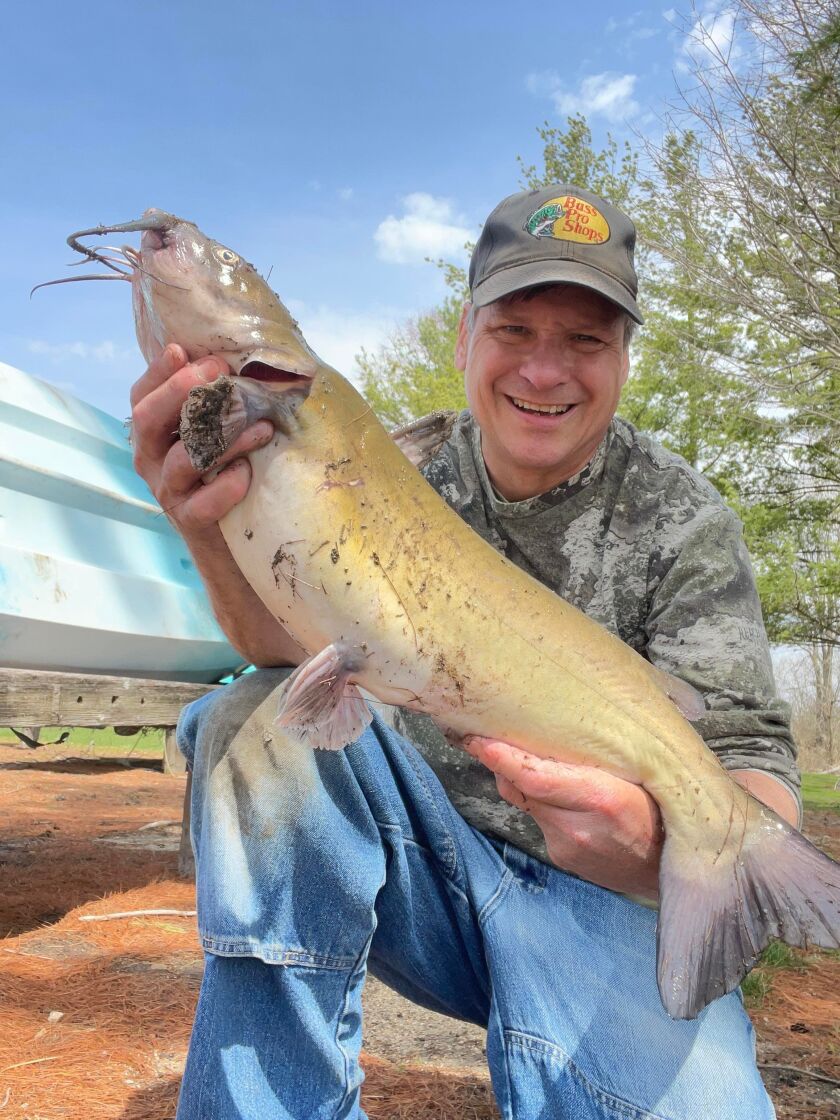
[37,209,840,1021]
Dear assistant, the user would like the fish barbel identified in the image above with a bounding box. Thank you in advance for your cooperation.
[47,209,840,1019]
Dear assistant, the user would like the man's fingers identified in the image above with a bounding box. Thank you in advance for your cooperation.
[463,737,618,813]
[157,422,274,531]
[495,775,531,812]
[129,344,187,408]
[161,421,274,498]
[131,354,231,464]
[172,458,254,530]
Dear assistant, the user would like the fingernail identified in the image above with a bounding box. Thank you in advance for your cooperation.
[196,357,222,381]
[251,420,274,442]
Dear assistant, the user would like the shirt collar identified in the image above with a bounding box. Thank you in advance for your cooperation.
[468,417,613,518]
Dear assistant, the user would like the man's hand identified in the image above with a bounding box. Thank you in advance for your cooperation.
[129,344,303,667]
[463,737,663,899]
[130,344,274,537]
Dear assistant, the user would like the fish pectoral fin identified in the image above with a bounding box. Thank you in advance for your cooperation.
[656,808,840,1019]
[275,642,372,751]
[180,375,306,472]
[647,664,706,721]
[390,410,458,469]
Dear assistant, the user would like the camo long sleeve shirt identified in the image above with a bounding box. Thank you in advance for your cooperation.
[393,410,800,865]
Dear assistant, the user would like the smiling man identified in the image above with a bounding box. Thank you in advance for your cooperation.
[458,285,630,499]
[131,185,799,1119]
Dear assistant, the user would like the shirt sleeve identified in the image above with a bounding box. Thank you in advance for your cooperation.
[644,506,801,816]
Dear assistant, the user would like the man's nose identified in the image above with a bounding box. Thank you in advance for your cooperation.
[518,340,573,389]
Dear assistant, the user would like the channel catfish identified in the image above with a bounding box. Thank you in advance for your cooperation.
[47,208,840,1019]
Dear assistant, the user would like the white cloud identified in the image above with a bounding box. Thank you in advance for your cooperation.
[374,193,471,265]
[286,301,398,386]
[676,5,738,72]
[338,186,354,201]
[26,339,131,363]
[526,71,640,122]
[605,12,658,40]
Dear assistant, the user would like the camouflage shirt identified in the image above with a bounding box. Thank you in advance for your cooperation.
[394,410,800,865]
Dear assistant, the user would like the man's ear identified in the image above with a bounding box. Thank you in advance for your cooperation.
[454,304,472,371]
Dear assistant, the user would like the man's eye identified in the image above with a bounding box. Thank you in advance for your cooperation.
[500,324,527,335]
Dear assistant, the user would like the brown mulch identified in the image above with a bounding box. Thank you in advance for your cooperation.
[1,740,838,1119]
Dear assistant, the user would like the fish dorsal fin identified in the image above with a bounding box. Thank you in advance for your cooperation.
[647,663,706,721]
[390,410,458,469]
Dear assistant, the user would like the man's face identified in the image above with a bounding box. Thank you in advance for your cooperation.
[455,285,630,501]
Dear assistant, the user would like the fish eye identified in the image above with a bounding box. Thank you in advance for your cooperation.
[212,245,240,266]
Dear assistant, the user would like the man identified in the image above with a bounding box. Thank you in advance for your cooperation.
[131,185,799,1119]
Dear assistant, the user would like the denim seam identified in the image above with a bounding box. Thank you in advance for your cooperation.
[379,826,473,908]
[333,898,381,1119]
[201,936,356,970]
[502,842,548,893]
[398,748,460,880]
[478,868,514,925]
[490,999,515,1120]
[505,1030,669,1120]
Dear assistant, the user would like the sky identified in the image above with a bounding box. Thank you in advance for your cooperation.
[0,0,734,420]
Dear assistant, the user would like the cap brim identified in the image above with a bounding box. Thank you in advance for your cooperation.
[471,260,643,324]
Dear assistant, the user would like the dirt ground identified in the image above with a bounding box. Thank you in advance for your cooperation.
[1,741,838,1119]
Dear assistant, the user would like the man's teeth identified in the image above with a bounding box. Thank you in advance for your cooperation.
[512,398,572,415]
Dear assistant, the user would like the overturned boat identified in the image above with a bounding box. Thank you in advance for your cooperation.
[0,361,245,683]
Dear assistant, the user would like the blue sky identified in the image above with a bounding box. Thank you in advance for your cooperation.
[0,0,730,419]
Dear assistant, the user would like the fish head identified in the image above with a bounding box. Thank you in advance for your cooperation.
[132,208,318,392]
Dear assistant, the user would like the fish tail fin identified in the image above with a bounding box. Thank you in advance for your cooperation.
[657,805,840,1020]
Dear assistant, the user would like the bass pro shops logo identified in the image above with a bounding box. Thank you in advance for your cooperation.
[525,196,611,245]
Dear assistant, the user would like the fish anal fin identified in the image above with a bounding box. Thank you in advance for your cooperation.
[390,410,458,469]
[275,641,372,751]
[657,808,840,1019]
[648,663,706,721]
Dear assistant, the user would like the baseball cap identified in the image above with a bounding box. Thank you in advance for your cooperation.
[469,185,643,323]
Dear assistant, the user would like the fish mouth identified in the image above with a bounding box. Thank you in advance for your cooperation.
[238,360,313,387]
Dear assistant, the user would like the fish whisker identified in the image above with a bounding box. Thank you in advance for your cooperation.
[66,221,191,291]
[30,275,131,297]
[67,255,133,275]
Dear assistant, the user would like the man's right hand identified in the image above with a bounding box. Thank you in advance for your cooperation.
[128,343,303,667]
[130,344,275,538]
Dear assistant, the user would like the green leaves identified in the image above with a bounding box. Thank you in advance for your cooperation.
[357,294,466,427]
[357,12,839,668]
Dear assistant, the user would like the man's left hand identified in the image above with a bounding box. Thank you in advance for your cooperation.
[462,737,663,900]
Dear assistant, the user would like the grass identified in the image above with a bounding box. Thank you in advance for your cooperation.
[801,771,840,812]
[741,941,811,1008]
[0,725,164,757]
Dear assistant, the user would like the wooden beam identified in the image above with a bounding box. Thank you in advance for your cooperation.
[0,668,219,727]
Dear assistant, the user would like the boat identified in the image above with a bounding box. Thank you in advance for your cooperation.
[0,361,247,683]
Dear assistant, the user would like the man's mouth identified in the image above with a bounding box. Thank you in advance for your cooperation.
[510,397,575,416]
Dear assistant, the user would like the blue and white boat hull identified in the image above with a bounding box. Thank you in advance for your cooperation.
[0,362,246,683]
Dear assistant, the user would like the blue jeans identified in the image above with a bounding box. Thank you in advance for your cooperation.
[176,670,774,1120]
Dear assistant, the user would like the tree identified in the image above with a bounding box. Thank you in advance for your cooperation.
[620,131,777,504]
[647,0,840,477]
[357,293,466,427]
[645,0,840,676]
[776,646,839,769]
[518,114,639,211]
